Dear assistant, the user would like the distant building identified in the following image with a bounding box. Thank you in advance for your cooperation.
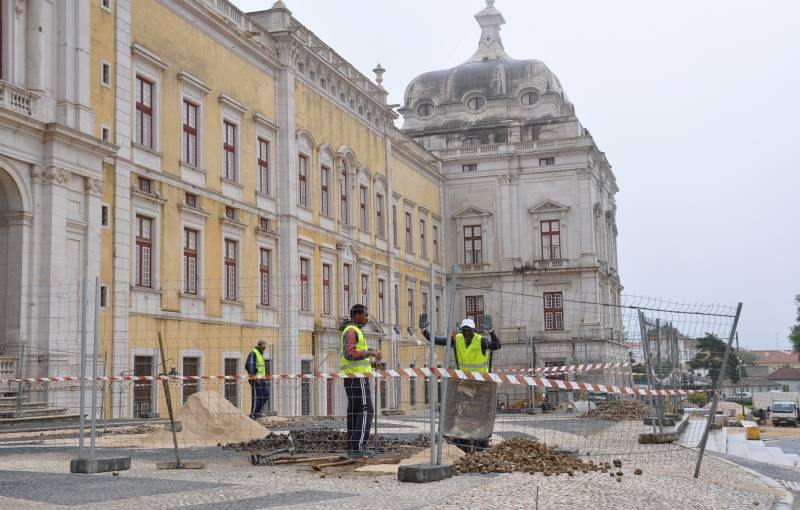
[768,367,800,392]
[750,351,800,369]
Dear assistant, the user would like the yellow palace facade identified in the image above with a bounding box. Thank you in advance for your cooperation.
[89,0,446,417]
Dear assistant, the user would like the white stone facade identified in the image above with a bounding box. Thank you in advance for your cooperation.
[400,1,626,375]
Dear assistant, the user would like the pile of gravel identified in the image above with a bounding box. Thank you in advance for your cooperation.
[222,429,429,454]
[452,438,599,476]
[582,399,655,421]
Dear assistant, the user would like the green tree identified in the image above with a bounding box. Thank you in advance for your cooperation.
[791,294,800,352]
[738,349,758,366]
[688,333,743,383]
[688,392,708,407]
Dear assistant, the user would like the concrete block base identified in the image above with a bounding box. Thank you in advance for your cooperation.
[70,457,131,474]
[398,464,452,483]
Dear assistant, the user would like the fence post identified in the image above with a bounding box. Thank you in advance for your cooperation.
[77,276,89,459]
[435,268,458,465]
[694,302,743,479]
[89,277,101,458]
[428,264,436,465]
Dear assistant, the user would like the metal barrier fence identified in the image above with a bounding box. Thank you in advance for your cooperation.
[0,278,741,477]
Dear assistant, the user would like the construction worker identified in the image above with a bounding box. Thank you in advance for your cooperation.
[340,304,381,458]
[245,339,269,420]
[423,318,501,373]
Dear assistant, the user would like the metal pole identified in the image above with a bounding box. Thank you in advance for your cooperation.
[158,332,182,469]
[435,269,458,465]
[269,344,275,413]
[89,278,101,458]
[637,310,658,434]
[15,342,24,417]
[694,302,743,479]
[77,276,89,459]
[428,264,436,465]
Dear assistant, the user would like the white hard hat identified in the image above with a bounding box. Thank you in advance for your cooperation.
[460,319,476,329]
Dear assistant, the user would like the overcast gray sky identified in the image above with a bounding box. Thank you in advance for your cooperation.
[234,0,800,350]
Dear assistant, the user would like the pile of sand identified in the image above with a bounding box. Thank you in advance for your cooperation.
[100,390,267,448]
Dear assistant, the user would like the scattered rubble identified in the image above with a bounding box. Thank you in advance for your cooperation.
[223,429,429,454]
[582,399,655,421]
[451,438,600,476]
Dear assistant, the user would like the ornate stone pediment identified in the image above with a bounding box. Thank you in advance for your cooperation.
[528,199,570,214]
[452,205,492,219]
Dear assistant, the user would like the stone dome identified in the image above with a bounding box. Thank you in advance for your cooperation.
[401,1,573,133]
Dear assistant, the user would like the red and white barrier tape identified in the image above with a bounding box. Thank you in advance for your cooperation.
[0,367,692,396]
[499,361,641,374]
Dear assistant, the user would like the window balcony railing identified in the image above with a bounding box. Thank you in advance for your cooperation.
[534,259,564,270]
[0,81,39,116]
[0,357,18,386]
[459,263,488,272]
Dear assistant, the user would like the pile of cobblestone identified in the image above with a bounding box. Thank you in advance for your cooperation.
[222,430,429,454]
[582,399,655,421]
[452,438,600,476]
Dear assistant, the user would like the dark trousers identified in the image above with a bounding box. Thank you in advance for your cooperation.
[344,377,374,452]
[249,380,269,418]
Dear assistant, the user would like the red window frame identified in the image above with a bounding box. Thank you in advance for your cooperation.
[343,263,351,313]
[405,212,413,252]
[138,176,151,194]
[135,77,153,148]
[377,279,385,323]
[359,186,368,230]
[260,248,270,306]
[223,121,236,181]
[340,164,349,224]
[465,296,485,330]
[298,154,308,206]
[463,225,483,264]
[135,215,153,288]
[376,193,384,237]
[185,193,197,208]
[361,274,369,306]
[183,228,198,295]
[258,138,269,194]
[322,263,332,314]
[544,292,564,331]
[224,239,237,301]
[300,257,310,311]
[541,220,561,260]
[320,165,330,216]
[182,100,198,166]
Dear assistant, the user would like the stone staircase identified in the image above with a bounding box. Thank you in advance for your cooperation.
[0,390,73,424]
[726,432,800,468]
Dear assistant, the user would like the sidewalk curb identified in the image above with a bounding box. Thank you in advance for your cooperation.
[712,455,793,510]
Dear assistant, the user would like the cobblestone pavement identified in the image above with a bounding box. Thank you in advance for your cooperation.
[710,452,800,509]
[0,446,787,509]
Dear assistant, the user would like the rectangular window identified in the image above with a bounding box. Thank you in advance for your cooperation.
[320,165,330,216]
[259,217,270,232]
[101,62,111,87]
[407,289,414,332]
[463,225,483,264]
[361,274,369,306]
[135,77,153,148]
[465,296,485,330]
[298,154,308,207]
[420,219,427,258]
[183,228,198,295]
[101,205,109,227]
[377,279,386,323]
[135,215,152,288]
[405,212,413,252]
[260,248,270,306]
[541,220,561,260]
[394,284,400,326]
[340,166,349,224]
[359,186,368,230]
[435,295,441,332]
[376,194,384,237]
[138,176,151,194]
[185,192,197,208]
[343,263,351,313]
[258,138,270,194]
[101,0,111,10]
[223,121,236,181]
[540,157,555,166]
[301,359,312,416]
[544,291,564,331]
[422,292,429,316]
[133,356,154,418]
[409,363,417,406]
[462,163,477,172]
[224,358,239,408]
[224,239,237,301]
[100,285,108,308]
[182,100,198,166]
[433,225,440,262]
[225,206,236,220]
[101,126,110,142]
[300,257,310,311]
[392,205,399,247]
[182,356,199,403]
[322,263,332,314]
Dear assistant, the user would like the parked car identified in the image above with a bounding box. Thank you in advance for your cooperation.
[727,391,752,404]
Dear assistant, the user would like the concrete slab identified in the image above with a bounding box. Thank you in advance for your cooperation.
[70,457,131,474]
[398,464,453,483]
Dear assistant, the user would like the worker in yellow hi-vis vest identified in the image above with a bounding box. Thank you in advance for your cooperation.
[245,339,269,420]
[340,304,381,458]
[423,318,501,373]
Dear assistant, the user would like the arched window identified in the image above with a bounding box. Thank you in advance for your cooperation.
[417,103,434,117]
[521,91,540,106]
[466,96,485,111]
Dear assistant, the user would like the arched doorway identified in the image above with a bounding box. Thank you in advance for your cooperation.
[0,166,26,359]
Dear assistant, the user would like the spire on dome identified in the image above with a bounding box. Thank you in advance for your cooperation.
[466,0,510,63]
